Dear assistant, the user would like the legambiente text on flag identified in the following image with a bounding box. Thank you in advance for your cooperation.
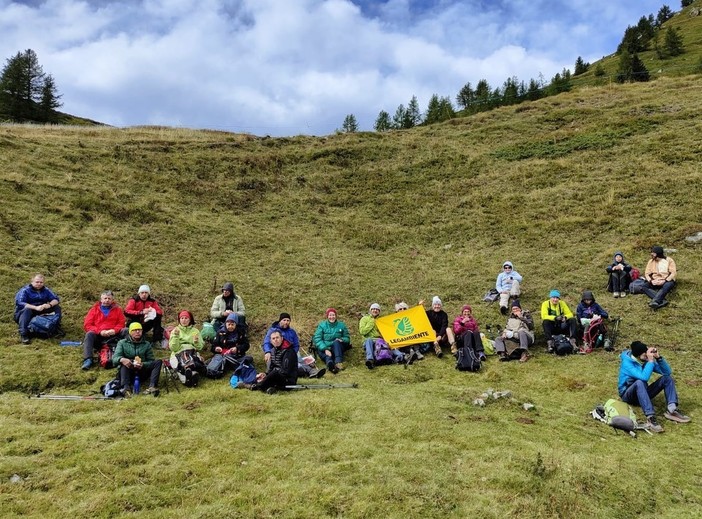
[375,305,436,348]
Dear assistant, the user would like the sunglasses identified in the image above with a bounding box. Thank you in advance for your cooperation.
[504,266,512,269]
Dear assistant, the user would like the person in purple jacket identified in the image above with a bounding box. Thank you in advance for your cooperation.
[14,273,62,344]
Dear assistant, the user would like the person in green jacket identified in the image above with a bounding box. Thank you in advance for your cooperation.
[113,322,162,396]
[313,308,351,374]
[169,310,206,387]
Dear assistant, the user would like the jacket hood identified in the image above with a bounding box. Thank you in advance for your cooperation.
[581,290,595,302]
[612,251,625,262]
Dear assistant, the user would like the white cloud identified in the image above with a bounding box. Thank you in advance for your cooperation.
[0,0,666,135]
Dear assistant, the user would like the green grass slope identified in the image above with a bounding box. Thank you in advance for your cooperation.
[1,77,701,518]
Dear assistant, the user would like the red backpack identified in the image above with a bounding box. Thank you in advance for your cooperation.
[99,343,114,369]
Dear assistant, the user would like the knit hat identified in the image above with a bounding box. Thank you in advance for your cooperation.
[630,341,648,358]
[369,303,381,311]
[225,313,239,324]
[222,282,234,292]
[651,246,664,258]
[395,302,409,311]
[128,322,142,332]
[461,304,472,313]
[511,299,521,308]
[326,308,337,318]
[178,310,195,324]
[432,296,442,306]
[549,290,561,298]
[279,312,291,321]
[138,284,150,294]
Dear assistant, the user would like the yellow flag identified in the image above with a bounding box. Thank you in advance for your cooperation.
[375,305,436,348]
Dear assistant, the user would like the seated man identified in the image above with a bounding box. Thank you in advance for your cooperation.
[540,289,578,353]
[496,261,523,315]
[605,251,632,298]
[618,340,691,433]
[210,282,246,329]
[359,303,405,369]
[113,322,162,396]
[82,290,126,370]
[262,312,300,364]
[644,246,676,309]
[251,330,297,394]
[206,313,251,378]
[124,284,164,345]
[14,273,62,344]
[494,300,533,363]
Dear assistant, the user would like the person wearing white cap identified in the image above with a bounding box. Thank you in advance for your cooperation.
[496,261,523,315]
[124,284,164,344]
[359,303,405,369]
[418,296,455,358]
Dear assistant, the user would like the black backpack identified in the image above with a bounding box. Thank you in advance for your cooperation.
[553,334,573,356]
[456,344,481,371]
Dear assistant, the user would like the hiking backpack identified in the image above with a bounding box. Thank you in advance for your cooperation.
[553,334,573,356]
[591,399,644,436]
[374,339,393,364]
[28,313,62,338]
[101,378,124,398]
[99,343,115,368]
[456,344,481,372]
[629,278,647,295]
[233,360,257,385]
[583,318,607,349]
[482,288,499,303]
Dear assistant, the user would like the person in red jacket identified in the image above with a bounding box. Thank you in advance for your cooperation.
[82,290,126,370]
[124,284,164,344]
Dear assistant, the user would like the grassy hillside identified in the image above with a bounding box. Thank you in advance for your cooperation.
[1,76,702,518]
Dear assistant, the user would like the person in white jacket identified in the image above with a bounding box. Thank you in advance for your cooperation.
[495,261,523,315]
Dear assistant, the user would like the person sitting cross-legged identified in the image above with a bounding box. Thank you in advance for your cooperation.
[169,310,206,387]
[618,340,691,433]
[113,322,162,397]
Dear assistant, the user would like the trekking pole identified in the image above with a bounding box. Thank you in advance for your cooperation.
[29,393,119,401]
[284,383,358,390]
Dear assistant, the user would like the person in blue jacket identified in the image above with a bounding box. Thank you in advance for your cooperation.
[262,312,300,367]
[14,273,62,344]
[618,340,691,433]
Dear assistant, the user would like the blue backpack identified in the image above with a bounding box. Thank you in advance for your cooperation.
[232,361,257,385]
[28,313,62,338]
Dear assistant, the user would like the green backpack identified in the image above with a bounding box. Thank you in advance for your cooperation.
[592,399,644,436]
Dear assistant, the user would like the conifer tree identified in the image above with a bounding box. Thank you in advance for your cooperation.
[374,110,392,132]
[406,95,422,127]
[574,56,590,76]
[663,27,685,57]
[456,82,474,110]
[341,114,358,133]
[392,104,407,129]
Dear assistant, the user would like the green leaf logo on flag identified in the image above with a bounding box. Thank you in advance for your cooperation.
[394,316,414,336]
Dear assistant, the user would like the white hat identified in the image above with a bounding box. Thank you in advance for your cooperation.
[138,284,151,294]
[432,296,442,306]
[370,303,381,311]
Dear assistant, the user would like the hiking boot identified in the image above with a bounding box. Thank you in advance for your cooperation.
[578,346,592,355]
[613,292,620,298]
[546,340,554,354]
[335,363,345,371]
[20,335,31,345]
[265,387,277,395]
[123,390,133,399]
[603,339,614,352]
[569,337,577,349]
[664,409,691,423]
[81,358,93,370]
[499,353,510,362]
[450,343,458,355]
[414,350,424,360]
[236,382,253,389]
[500,306,508,316]
[656,299,669,309]
[191,371,200,387]
[649,300,661,309]
[434,344,443,358]
[184,368,194,387]
[365,359,374,370]
[646,416,664,433]
[405,350,418,365]
[330,365,340,374]
[143,387,160,397]
[619,291,626,298]
[519,351,530,363]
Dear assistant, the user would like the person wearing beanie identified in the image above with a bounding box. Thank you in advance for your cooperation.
[206,313,253,379]
[418,296,455,358]
[644,246,677,309]
[262,312,300,362]
[540,289,578,353]
[124,284,164,345]
[210,281,246,329]
[313,308,351,373]
[496,261,523,315]
[451,304,485,360]
[605,252,633,298]
[81,290,127,370]
[494,299,534,362]
[113,320,162,396]
[359,303,405,369]
[618,341,691,433]
[575,290,610,354]
[169,310,205,387]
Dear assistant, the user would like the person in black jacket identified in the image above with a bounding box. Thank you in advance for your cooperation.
[606,251,633,298]
[251,330,297,394]
[206,313,251,378]
[418,296,456,358]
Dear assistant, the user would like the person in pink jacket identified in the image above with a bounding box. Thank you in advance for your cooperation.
[452,304,486,361]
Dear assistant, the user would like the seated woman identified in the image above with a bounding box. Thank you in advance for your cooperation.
[169,310,206,387]
[493,300,534,362]
[576,290,609,354]
[251,330,297,394]
[452,304,486,361]
[605,252,632,298]
[313,308,351,374]
[496,261,523,315]
[206,313,251,378]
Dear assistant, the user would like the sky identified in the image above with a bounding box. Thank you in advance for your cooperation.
[1,0,669,136]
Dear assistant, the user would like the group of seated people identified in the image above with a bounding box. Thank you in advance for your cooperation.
[10,246,683,422]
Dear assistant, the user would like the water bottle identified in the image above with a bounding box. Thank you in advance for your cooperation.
[597,334,603,347]
[134,374,141,395]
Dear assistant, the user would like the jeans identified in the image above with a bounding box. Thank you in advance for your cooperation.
[318,339,346,367]
[364,338,404,361]
[118,360,162,390]
[643,280,675,303]
[543,318,577,341]
[14,306,60,336]
[620,375,678,417]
